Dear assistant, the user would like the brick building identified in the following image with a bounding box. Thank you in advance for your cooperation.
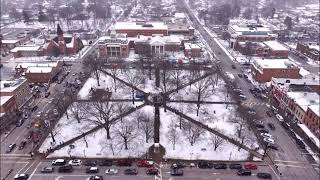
[167,23,194,37]
[271,75,320,93]
[304,105,320,136]
[227,24,277,49]
[114,22,168,37]
[11,46,43,58]
[296,42,320,61]
[237,41,289,58]
[97,33,129,58]
[252,59,300,82]
[184,43,201,58]
[0,96,16,113]
[0,78,31,109]
[21,61,63,83]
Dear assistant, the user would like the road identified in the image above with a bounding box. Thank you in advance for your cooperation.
[178,0,319,180]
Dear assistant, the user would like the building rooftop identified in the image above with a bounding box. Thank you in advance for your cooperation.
[287,92,320,112]
[114,22,168,30]
[26,66,53,73]
[264,41,288,51]
[0,96,13,106]
[0,78,27,93]
[16,62,60,69]
[10,46,41,52]
[253,59,299,69]
[272,75,319,86]
[229,24,273,36]
[1,39,20,44]
[309,104,320,117]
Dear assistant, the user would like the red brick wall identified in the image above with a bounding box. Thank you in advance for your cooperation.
[0,96,16,113]
[25,73,52,83]
[303,108,320,136]
[269,50,289,58]
[115,29,168,37]
[252,67,301,82]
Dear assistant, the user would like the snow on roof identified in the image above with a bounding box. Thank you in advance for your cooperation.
[16,62,59,69]
[264,41,288,51]
[253,59,298,69]
[174,13,186,19]
[272,76,319,86]
[26,66,53,73]
[309,44,319,51]
[298,123,319,148]
[0,78,27,93]
[1,39,20,44]
[66,37,75,48]
[287,92,319,112]
[114,22,168,30]
[230,24,272,34]
[10,46,41,52]
[0,96,13,106]
[299,67,310,77]
[309,104,320,117]
[150,36,165,45]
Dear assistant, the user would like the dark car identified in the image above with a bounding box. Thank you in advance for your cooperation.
[31,106,38,112]
[45,91,50,98]
[258,128,269,134]
[98,159,112,166]
[229,163,242,169]
[86,167,99,173]
[295,139,306,149]
[243,74,248,78]
[257,172,272,179]
[266,111,273,117]
[170,168,184,176]
[170,162,186,169]
[267,123,276,130]
[16,119,25,127]
[116,159,132,166]
[41,167,54,173]
[231,64,236,69]
[237,74,243,78]
[18,140,27,150]
[198,161,213,169]
[214,163,227,169]
[237,169,252,176]
[267,144,279,150]
[124,168,138,175]
[89,175,103,180]
[58,165,73,173]
[6,143,16,153]
[146,168,159,175]
[84,160,98,166]
[255,123,265,129]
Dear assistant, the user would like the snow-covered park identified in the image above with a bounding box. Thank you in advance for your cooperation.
[39,67,258,161]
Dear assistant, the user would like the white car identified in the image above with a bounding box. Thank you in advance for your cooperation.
[276,114,284,122]
[53,109,59,116]
[14,173,29,179]
[105,168,119,175]
[69,159,82,166]
[263,137,275,144]
[261,133,272,139]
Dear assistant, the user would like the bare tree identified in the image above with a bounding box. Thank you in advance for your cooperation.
[124,70,143,104]
[209,129,225,151]
[110,65,120,92]
[116,120,137,150]
[115,102,130,122]
[87,101,115,139]
[191,76,212,116]
[170,69,182,91]
[69,102,88,123]
[228,114,246,138]
[167,120,180,150]
[137,112,154,143]
[84,55,101,86]
[182,119,206,146]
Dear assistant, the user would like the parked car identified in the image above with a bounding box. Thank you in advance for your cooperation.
[231,64,236,69]
[263,138,275,144]
[14,174,29,180]
[276,114,284,122]
[31,106,38,112]
[124,168,138,175]
[214,163,227,169]
[69,159,82,166]
[171,162,186,169]
[136,160,153,168]
[295,139,306,149]
[239,95,247,101]
[257,172,272,179]
[86,167,99,173]
[198,161,213,169]
[261,133,272,139]
[237,169,252,176]
[18,140,27,150]
[6,143,16,153]
[170,168,184,176]
[58,165,73,173]
[53,109,59,116]
[105,168,119,175]
[98,159,112,166]
[258,128,269,134]
[52,159,66,166]
[41,167,54,173]
[229,163,242,169]
[88,175,103,180]
[16,119,24,127]
[116,159,132,166]
[237,74,243,78]
[45,91,50,97]
[146,168,159,175]
[266,111,273,117]
[255,123,265,129]
[267,123,276,130]
[84,160,98,166]
[267,144,279,150]
[244,163,257,170]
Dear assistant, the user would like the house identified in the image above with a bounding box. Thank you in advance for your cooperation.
[184,43,201,58]
[167,23,194,37]
[11,45,43,58]
[1,39,22,55]
[251,59,300,82]
[227,24,277,49]
[237,41,289,58]
[21,61,63,83]
[114,22,168,37]
[97,33,129,58]
[296,42,320,61]
[0,78,31,109]
[263,41,289,58]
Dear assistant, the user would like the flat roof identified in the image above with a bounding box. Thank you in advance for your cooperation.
[287,92,319,112]
[0,96,13,106]
[11,46,41,52]
[264,41,288,51]
[114,22,168,30]
[2,39,20,44]
[253,59,298,69]
[16,62,60,69]
[0,78,27,93]
[26,66,53,73]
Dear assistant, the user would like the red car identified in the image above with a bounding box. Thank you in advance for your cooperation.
[116,159,132,166]
[244,163,257,170]
[136,160,153,168]
[146,168,158,175]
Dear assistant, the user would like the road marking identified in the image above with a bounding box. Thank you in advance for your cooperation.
[269,164,281,180]
[23,160,36,174]
[275,164,308,168]
[29,161,41,178]
[16,162,30,174]
[274,160,307,164]
[1,161,29,164]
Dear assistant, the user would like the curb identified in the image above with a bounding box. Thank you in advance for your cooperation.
[1,126,17,143]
